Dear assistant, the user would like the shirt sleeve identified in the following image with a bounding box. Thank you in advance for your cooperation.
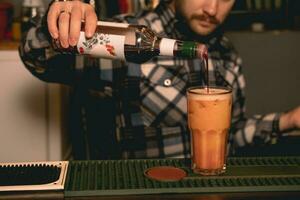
[229,55,282,153]
[19,12,82,86]
[19,1,127,93]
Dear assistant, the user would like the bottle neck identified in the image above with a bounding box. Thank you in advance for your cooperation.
[175,41,197,58]
[157,38,177,57]
[157,38,207,60]
[175,41,207,59]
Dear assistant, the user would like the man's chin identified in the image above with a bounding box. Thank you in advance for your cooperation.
[193,27,215,36]
[190,23,216,36]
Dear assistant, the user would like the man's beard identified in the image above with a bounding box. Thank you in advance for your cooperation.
[174,14,224,43]
[173,1,223,43]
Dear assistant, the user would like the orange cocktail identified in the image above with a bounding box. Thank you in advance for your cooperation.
[187,86,232,175]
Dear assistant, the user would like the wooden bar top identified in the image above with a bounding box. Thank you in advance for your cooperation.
[0,41,19,50]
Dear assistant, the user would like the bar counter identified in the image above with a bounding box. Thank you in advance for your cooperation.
[0,191,300,200]
[0,156,300,199]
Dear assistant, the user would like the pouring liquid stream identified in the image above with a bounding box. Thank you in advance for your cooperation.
[203,52,209,93]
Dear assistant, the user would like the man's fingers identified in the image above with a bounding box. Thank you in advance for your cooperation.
[58,11,70,48]
[47,2,61,39]
[69,6,82,46]
[47,1,97,46]
[84,6,97,38]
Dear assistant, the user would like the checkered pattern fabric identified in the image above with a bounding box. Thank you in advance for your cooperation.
[19,1,281,159]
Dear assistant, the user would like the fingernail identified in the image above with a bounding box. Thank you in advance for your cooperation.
[69,38,77,46]
[51,32,58,39]
[61,42,69,48]
[86,31,93,38]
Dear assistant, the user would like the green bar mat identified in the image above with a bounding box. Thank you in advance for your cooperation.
[64,156,300,197]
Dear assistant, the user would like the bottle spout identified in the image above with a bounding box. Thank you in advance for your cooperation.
[196,43,208,60]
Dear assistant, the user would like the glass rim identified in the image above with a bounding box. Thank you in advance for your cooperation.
[187,86,232,95]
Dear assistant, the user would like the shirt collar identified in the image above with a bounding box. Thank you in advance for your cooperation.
[154,1,182,39]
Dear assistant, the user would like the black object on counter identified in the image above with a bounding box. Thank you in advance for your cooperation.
[0,163,61,186]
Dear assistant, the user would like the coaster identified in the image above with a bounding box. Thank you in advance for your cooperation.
[144,166,187,182]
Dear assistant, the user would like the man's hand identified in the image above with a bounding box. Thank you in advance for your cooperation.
[279,106,300,132]
[47,0,98,48]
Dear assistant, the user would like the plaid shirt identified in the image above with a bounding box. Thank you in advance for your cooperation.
[19,1,281,159]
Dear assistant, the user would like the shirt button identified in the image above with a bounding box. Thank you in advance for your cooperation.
[164,79,172,86]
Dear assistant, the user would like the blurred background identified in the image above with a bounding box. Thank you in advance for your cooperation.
[0,0,299,162]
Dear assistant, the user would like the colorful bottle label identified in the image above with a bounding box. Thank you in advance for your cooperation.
[77,31,126,60]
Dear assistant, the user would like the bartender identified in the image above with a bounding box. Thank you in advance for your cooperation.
[19,0,300,159]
